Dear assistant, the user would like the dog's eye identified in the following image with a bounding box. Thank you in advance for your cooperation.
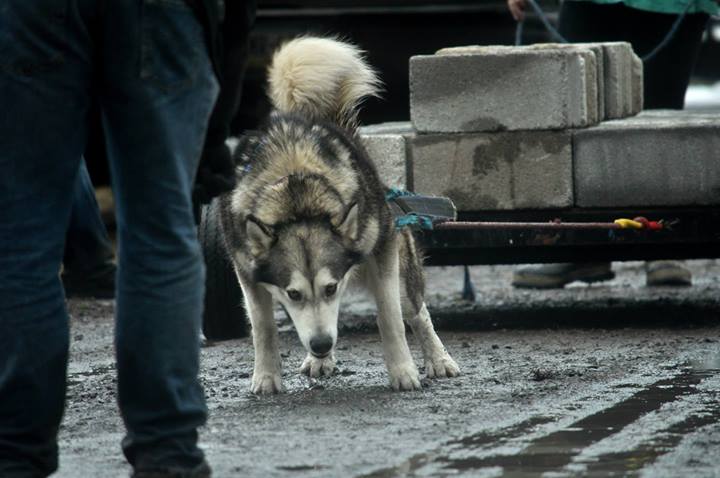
[325,283,337,297]
[287,289,302,301]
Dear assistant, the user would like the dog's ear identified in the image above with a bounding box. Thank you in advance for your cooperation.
[246,215,276,254]
[333,202,359,241]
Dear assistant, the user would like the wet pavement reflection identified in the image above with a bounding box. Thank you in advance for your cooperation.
[365,357,720,477]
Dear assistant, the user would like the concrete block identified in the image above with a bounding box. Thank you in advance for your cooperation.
[539,42,639,119]
[533,42,641,119]
[410,46,599,132]
[599,42,634,119]
[359,121,416,136]
[630,52,644,115]
[410,130,573,210]
[359,123,414,190]
[528,43,605,123]
[573,110,720,207]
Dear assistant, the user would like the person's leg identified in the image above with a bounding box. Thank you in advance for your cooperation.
[640,12,708,109]
[0,0,92,474]
[99,0,219,472]
[555,2,706,287]
[62,160,116,299]
[510,2,618,289]
[558,1,710,109]
[557,1,624,42]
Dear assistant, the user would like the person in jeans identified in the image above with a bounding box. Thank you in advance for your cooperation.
[0,0,253,476]
[507,0,716,288]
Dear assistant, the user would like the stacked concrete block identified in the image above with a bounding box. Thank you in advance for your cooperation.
[526,43,606,123]
[359,42,665,212]
[630,52,644,115]
[574,110,720,207]
[413,42,643,133]
[593,42,640,119]
[359,122,413,190]
[411,131,573,210]
[405,43,612,209]
[526,42,643,119]
[411,45,600,132]
[359,122,574,210]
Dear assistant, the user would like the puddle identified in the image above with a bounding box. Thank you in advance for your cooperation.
[276,465,330,472]
[580,402,720,476]
[361,416,556,478]
[361,363,720,477]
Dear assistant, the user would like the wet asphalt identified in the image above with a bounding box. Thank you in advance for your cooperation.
[58,261,720,477]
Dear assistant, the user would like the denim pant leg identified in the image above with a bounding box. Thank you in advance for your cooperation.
[0,1,92,475]
[63,160,115,275]
[99,0,219,469]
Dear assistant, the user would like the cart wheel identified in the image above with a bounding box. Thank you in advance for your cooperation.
[199,199,248,340]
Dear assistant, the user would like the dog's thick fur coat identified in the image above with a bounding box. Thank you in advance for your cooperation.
[217,37,459,393]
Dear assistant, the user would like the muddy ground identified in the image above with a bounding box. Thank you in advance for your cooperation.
[58,261,720,477]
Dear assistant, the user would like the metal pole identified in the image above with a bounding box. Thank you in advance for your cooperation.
[434,221,636,231]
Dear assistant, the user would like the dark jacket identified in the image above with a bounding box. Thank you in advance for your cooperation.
[197,0,256,146]
[189,0,257,205]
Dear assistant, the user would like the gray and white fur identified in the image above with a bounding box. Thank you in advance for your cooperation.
[217,37,459,394]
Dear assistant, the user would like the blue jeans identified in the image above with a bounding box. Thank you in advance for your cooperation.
[0,0,219,475]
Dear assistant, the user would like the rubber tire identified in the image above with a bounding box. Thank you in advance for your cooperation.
[199,199,248,340]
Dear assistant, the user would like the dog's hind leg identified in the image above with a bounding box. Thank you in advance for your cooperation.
[236,272,283,394]
[399,230,460,379]
[368,236,422,391]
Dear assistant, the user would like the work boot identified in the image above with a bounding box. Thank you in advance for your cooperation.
[646,260,692,286]
[512,263,615,289]
[132,460,212,478]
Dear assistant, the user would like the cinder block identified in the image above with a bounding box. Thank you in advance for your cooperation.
[528,43,605,123]
[540,42,639,119]
[630,52,644,115]
[359,123,414,190]
[410,46,599,132]
[574,110,720,207]
[410,131,573,210]
[360,121,416,136]
[599,42,634,119]
[531,42,641,119]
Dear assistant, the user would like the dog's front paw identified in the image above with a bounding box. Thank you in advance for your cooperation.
[299,353,336,378]
[426,353,460,379]
[251,371,283,395]
[388,361,421,391]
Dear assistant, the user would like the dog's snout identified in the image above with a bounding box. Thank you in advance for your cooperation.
[309,334,333,356]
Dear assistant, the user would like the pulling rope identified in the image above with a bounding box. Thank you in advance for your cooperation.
[433,217,667,231]
[387,190,669,232]
[514,0,695,62]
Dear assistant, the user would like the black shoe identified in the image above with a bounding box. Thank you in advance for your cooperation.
[512,263,615,289]
[132,460,212,478]
[62,263,116,299]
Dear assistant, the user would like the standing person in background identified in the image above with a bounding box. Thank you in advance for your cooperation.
[507,0,716,289]
[0,1,254,478]
[62,161,117,300]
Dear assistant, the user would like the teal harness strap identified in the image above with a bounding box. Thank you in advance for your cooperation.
[385,188,438,231]
[385,187,417,201]
[394,214,435,230]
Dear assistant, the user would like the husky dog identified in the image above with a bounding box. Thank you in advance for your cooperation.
[217,37,459,394]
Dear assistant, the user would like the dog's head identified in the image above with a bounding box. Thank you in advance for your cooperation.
[247,206,361,358]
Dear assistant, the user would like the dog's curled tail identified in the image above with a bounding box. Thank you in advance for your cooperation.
[268,37,381,130]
